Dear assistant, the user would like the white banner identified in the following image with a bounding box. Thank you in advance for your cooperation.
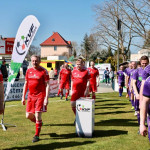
[49,80,59,95]
[5,15,40,101]
[4,80,59,101]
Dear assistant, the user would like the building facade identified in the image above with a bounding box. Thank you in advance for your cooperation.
[40,32,72,58]
[130,49,150,61]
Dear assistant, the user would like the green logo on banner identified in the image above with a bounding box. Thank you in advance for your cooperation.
[8,60,22,82]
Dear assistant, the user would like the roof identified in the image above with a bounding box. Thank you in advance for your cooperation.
[40,32,72,47]
[2,37,15,42]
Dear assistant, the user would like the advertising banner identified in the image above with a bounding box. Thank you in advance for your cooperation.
[5,15,40,101]
[49,80,59,95]
[5,41,14,54]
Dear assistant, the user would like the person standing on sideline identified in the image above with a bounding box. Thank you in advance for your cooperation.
[0,69,4,114]
[88,61,99,100]
[22,59,29,77]
[109,68,114,84]
[117,65,125,97]
[58,62,71,101]
[71,59,90,119]
[1,59,8,81]
[22,55,49,143]
[49,68,55,80]
[104,67,110,85]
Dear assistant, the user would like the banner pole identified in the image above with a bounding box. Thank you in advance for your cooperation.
[0,97,16,131]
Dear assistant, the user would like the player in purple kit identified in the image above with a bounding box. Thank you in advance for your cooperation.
[140,62,150,141]
[127,61,137,110]
[117,65,125,97]
[133,56,149,129]
[125,62,132,99]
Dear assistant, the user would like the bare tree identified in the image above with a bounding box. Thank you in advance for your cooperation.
[93,0,150,61]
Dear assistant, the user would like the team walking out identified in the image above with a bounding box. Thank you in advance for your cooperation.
[0,54,150,143]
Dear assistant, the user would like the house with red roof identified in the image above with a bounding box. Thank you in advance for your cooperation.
[40,32,72,58]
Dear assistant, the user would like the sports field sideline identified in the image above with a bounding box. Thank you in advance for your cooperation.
[0,92,150,150]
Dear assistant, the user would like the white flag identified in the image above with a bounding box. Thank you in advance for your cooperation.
[5,15,40,101]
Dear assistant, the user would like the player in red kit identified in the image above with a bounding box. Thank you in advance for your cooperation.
[0,70,4,114]
[58,62,71,101]
[71,59,90,118]
[22,55,49,143]
[88,61,99,100]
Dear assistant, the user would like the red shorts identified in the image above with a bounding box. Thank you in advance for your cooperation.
[71,90,85,101]
[59,81,70,90]
[89,84,97,92]
[26,95,47,113]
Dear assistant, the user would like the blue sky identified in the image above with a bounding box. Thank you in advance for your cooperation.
[0,0,103,48]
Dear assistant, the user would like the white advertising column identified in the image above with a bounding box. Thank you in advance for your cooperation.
[76,98,95,137]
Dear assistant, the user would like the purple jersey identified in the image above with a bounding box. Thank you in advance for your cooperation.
[127,69,134,85]
[132,67,144,92]
[117,70,125,83]
[142,65,150,80]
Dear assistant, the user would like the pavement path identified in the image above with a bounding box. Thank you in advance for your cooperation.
[97,82,114,93]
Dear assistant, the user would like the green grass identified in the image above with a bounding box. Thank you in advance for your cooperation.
[0,92,150,150]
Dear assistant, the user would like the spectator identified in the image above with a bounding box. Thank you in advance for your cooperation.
[22,59,29,77]
[49,68,55,80]
[109,68,114,84]
[1,60,8,81]
[104,67,110,85]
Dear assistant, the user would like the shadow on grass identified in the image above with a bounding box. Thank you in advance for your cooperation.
[96,99,120,103]
[41,129,128,139]
[43,123,74,127]
[95,106,125,110]
[3,141,95,150]
[95,110,133,115]
[95,119,137,126]
[93,129,128,137]
[100,103,128,106]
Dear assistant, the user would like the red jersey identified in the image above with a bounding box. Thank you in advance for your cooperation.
[88,67,99,84]
[72,68,90,91]
[25,67,49,96]
[0,70,3,83]
[59,68,71,82]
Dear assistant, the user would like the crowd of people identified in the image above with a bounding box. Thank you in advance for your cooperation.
[0,54,150,143]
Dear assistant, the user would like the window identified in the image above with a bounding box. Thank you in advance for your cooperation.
[47,63,52,68]
[54,46,57,51]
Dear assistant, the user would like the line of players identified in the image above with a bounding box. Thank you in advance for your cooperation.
[116,55,150,141]
[20,56,99,142]
[0,56,99,143]
[57,59,99,116]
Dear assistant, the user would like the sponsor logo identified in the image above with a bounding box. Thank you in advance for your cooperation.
[16,24,37,55]
[77,104,90,112]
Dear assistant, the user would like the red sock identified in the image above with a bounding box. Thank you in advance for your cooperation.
[57,89,60,96]
[87,94,90,97]
[92,95,96,100]
[72,107,76,115]
[61,90,63,96]
[30,116,36,123]
[65,91,69,98]
[35,120,42,137]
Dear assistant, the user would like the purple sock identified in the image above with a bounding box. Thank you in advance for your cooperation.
[134,99,139,111]
[131,100,134,107]
[119,88,121,95]
[121,88,123,95]
[147,116,150,141]
[137,113,140,125]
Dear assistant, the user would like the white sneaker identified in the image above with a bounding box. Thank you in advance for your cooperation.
[134,111,138,116]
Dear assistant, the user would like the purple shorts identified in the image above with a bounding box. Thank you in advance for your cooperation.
[118,82,124,87]
[143,77,150,98]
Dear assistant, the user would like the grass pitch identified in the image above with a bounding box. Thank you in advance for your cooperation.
[0,92,150,150]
